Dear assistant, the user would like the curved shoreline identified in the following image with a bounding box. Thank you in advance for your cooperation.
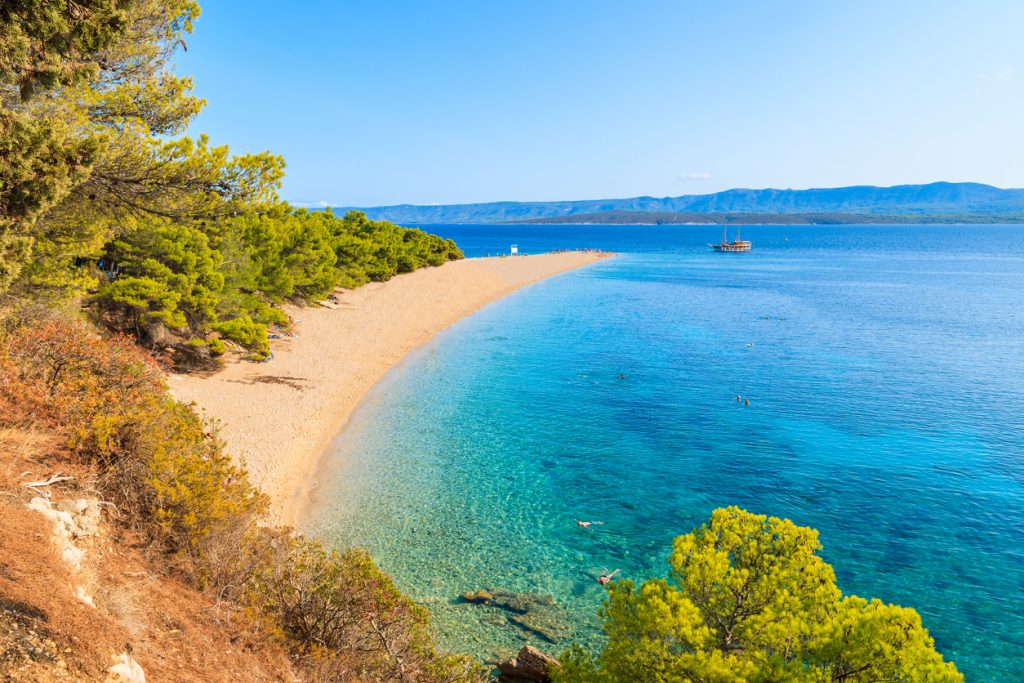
[168,252,612,527]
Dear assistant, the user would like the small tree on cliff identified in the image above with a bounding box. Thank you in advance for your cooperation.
[555,506,962,683]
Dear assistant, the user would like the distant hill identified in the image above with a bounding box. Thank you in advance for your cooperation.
[512,210,1024,225]
[334,182,1024,224]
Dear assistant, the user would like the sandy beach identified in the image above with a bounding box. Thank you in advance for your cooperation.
[168,252,611,526]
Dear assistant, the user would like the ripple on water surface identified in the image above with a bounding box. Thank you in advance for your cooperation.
[307,225,1024,680]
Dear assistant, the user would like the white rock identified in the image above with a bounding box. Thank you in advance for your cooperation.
[106,653,146,683]
[75,586,96,608]
[62,544,85,567]
[26,495,100,601]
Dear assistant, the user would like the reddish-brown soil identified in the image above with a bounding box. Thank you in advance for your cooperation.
[0,428,297,682]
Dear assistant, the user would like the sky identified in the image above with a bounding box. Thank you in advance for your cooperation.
[177,1,1024,207]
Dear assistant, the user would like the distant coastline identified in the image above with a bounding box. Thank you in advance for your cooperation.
[503,210,1024,225]
[332,181,1024,225]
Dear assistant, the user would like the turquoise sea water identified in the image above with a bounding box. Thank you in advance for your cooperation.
[306,225,1024,680]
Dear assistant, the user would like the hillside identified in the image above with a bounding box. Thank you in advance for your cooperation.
[511,210,1024,225]
[337,182,1024,224]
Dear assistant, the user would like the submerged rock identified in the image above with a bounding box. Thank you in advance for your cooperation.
[507,611,573,643]
[460,588,573,643]
[497,645,559,682]
[462,589,494,604]
[487,589,557,615]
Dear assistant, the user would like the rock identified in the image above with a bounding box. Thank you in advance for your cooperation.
[26,497,85,571]
[142,322,171,348]
[506,611,573,643]
[486,589,557,615]
[483,647,516,667]
[462,588,573,643]
[462,590,494,604]
[71,499,101,537]
[76,585,96,608]
[26,496,103,613]
[498,645,558,682]
[106,652,146,683]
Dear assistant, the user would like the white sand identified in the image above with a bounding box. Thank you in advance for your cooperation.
[168,252,612,526]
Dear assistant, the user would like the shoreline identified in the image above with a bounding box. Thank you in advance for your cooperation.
[168,251,613,527]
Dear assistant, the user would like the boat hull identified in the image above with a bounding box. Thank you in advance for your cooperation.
[710,241,752,252]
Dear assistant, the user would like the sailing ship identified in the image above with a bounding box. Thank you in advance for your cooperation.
[710,225,752,252]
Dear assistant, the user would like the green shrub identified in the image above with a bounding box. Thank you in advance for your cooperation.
[94,222,224,339]
[249,300,290,327]
[211,315,270,357]
[555,507,962,683]
[207,336,226,355]
[186,336,226,356]
[89,208,462,359]
[247,537,486,681]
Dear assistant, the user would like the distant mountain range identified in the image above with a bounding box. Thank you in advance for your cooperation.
[512,210,1024,225]
[334,182,1024,224]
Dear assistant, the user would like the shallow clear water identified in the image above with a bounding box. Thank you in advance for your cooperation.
[306,225,1024,680]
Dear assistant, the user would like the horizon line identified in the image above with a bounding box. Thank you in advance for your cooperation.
[308,180,1024,211]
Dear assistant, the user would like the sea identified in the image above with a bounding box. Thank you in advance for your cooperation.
[305,224,1024,680]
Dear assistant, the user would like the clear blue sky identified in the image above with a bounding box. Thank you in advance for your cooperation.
[177,1,1024,207]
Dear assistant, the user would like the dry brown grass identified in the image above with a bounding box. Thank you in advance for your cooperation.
[0,319,485,682]
[0,426,298,681]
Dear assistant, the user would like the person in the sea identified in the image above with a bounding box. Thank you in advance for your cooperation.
[576,519,603,528]
[598,569,620,586]
[744,399,750,406]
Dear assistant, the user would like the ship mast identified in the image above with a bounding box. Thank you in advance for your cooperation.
[722,225,727,244]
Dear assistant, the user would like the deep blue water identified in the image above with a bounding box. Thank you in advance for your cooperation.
[307,224,1024,680]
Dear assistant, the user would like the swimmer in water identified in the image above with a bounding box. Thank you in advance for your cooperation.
[576,520,604,528]
[598,569,620,586]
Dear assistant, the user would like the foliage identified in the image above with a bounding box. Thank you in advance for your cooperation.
[0,0,283,302]
[78,204,461,360]
[220,208,463,299]
[0,317,483,680]
[1,0,461,362]
[0,319,266,568]
[0,0,133,100]
[0,109,101,292]
[246,537,486,681]
[211,316,269,358]
[555,507,962,683]
[94,221,223,336]
[86,207,462,359]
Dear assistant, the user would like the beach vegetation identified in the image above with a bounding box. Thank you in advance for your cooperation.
[245,537,485,680]
[0,316,484,680]
[211,315,270,358]
[0,0,461,365]
[555,506,962,683]
[0,2,476,676]
[0,318,265,567]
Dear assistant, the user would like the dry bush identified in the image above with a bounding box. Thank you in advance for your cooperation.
[0,319,266,574]
[246,537,487,682]
[0,319,485,681]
